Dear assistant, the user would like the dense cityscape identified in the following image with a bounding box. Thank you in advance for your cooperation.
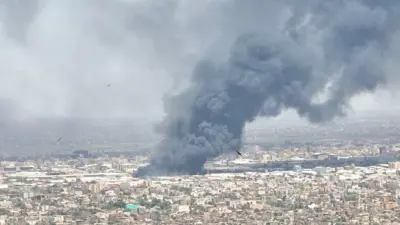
[2,0,400,224]
[0,118,399,224]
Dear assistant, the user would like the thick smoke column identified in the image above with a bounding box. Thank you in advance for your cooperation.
[137,0,400,176]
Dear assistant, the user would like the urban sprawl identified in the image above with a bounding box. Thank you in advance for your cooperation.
[1,138,400,225]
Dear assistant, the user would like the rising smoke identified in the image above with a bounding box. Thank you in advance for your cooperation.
[137,0,400,176]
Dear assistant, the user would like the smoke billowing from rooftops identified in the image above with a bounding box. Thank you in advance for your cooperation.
[136,0,400,176]
[1,0,399,173]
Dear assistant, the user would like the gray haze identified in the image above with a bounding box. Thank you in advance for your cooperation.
[0,0,398,120]
[0,0,230,120]
[1,1,400,163]
[137,0,400,176]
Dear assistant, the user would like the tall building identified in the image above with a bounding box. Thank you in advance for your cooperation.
[88,183,102,193]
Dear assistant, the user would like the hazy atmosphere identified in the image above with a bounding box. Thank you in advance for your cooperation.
[1,0,400,164]
[0,0,399,122]
[2,1,400,223]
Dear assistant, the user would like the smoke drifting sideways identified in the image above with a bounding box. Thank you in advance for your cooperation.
[136,0,400,177]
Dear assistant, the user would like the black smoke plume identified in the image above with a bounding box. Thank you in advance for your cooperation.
[136,0,399,176]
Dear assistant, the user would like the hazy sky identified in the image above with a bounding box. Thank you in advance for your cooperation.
[0,0,399,123]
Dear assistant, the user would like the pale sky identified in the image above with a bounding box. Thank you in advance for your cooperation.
[0,0,399,124]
